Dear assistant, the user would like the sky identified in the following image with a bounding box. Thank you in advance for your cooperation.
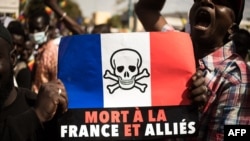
[72,0,250,20]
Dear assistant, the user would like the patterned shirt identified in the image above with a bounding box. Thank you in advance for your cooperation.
[197,41,250,141]
[162,24,250,141]
[32,38,61,93]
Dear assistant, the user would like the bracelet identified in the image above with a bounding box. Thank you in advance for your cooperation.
[59,12,67,21]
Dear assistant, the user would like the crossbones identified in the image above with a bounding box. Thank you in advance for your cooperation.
[104,68,150,93]
[103,49,150,94]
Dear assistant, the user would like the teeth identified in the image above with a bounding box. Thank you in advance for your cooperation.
[195,25,207,30]
[199,11,207,16]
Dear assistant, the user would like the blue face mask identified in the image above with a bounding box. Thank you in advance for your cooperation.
[30,31,48,45]
[30,26,49,45]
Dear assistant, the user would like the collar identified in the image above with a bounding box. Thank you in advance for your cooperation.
[198,41,235,71]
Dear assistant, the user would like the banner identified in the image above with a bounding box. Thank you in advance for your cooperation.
[57,32,198,140]
[0,0,19,18]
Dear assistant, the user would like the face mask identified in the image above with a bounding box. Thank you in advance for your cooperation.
[30,31,48,45]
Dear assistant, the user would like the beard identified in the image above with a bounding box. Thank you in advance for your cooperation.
[0,67,14,110]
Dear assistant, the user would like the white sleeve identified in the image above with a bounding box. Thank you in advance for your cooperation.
[161,24,175,32]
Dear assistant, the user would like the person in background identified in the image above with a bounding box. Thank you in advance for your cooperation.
[24,38,36,72]
[0,23,68,141]
[27,9,59,93]
[28,0,85,93]
[7,20,32,89]
[135,0,249,141]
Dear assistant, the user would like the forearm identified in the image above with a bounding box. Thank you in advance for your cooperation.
[135,0,167,31]
[136,0,166,11]
[46,2,85,34]
[56,10,85,35]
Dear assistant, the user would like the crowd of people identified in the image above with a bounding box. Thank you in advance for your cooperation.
[3,0,111,93]
[0,0,250,141]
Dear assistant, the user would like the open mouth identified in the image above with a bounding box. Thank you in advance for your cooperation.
[194,9,211,30]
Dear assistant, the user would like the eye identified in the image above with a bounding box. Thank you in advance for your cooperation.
[129,66,136,72]
[117,66,124,73]
[214,0,232,7]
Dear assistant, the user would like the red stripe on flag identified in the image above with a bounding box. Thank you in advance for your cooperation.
[150,32,195,106]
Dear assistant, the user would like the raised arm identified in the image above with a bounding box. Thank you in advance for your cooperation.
[44,0,85,35]
[135,0,167,31]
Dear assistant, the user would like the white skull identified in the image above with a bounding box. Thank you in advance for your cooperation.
[111,49,142,89]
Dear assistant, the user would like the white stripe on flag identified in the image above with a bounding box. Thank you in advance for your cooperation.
[101,33,152,107]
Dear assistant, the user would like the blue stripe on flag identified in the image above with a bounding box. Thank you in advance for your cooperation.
[58,34,104,108]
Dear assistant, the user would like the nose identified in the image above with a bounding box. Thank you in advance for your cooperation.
[124,72,129,78]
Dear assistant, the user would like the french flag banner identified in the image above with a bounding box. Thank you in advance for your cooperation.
[57,32,199,140]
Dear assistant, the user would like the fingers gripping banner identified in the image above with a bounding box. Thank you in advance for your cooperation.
[57,32,198,140]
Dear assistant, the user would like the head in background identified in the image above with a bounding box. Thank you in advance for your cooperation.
[21,38,35,63]
[28,10,50,45]
[7,20,26,59]
[91,24,111,34]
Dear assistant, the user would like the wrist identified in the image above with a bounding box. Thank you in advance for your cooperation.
[59,12,67,21]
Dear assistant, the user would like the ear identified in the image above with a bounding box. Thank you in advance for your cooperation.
[10,45,17,68]
[228,23,239,39]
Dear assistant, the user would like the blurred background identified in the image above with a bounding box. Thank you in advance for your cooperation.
[0,0,249,33]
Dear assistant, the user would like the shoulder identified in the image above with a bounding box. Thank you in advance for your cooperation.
[208,43,247,84]
[225,42,249,83]
[46,37,61,47]
[233,55,250,83]
[219,53,249,84]
[42,38,60,54]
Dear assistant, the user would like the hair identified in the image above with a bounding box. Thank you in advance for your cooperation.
[28,9,50,30]
[0,23,13,48]
[7,20,26,38]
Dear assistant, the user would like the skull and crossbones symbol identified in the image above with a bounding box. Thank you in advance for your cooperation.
[103,48,150,94]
